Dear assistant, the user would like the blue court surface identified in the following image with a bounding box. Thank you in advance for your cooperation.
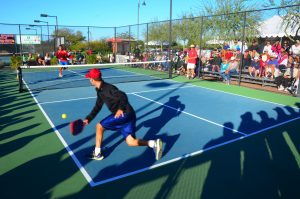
[22,67,300,187]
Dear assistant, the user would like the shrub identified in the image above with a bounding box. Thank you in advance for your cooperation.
[51,57,58,65]
[101,56,110,63]
[86,54,97,64]
[0,61,5,69]
[10,56,22,70]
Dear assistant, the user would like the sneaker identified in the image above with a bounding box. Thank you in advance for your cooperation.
[88,151,104,160]
[154,139,163,160]
[58,73,63,78]
[278,85,284,91]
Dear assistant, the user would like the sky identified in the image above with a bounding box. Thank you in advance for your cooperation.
[0,0,202,27]
[0,0,278,40]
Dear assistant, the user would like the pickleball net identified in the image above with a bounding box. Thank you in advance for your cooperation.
[18,60,172,92]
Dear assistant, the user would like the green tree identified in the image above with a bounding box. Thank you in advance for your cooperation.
[147,21,170,51]
[198,0,260,47]
[88,40,111,54]
[55,28,86,48]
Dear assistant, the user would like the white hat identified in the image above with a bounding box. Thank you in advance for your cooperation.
[190,44,195,48]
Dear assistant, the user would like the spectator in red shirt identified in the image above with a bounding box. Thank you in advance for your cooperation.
[187,44,198,79]
[56,45,69,77]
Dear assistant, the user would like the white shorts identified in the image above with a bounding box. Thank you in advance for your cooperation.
[187,63,195,69]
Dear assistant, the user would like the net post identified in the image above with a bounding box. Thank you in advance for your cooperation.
[17,66,23,92]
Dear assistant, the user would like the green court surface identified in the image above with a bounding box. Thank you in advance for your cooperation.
[1,68,300,199]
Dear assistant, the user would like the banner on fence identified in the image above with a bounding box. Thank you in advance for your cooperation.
[16,35,41,44]
[0,34,15,44]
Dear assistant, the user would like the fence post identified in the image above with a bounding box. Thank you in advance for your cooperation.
[18,24,23,64]
[146,23,148,51]
[238,11,247,86]
[168,0,172,79]
[87,26,90,49]
[114,26,116,63]
[129,25,131,61]
[197,16,204,79]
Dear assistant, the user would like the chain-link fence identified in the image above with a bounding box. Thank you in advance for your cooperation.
[1,5,299,95]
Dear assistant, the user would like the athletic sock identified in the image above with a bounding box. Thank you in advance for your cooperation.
[95,147,101,155]
[148,140,156,148]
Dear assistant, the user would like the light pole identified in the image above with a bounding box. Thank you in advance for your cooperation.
[40,13,58,50]
[30,25,44,55]
[137,0,146,41]
[26,27,37,35]
[34,20,49,43]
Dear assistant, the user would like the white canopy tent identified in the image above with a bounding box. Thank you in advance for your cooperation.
[258,15,299,38]
[145,41,169,46]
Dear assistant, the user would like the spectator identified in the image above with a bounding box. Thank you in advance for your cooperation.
[262,41,273,55]
[287,58,300,95]
[223,42,230,50]
[76,50,84,64]
[210,51,222,72]
[259,52,270,77]
[186,44,197,79]
[37,54,45,66]
[242,49,252,69]
[44,53,51,65]
[225,48,233,60]
[225,56,239,83]
[231,40,240,51]
[276,56,299,91]
[282,40,291,54]
[271,41,281,55]
[88,48,92,55]
[278,51,289,68]
[27,53,37,66]
[248,40,260,58]
[219,59,230,84]
[249,56,260,77]
[290,40,300,57]
[266,53,279,79]
[134,46,141,60]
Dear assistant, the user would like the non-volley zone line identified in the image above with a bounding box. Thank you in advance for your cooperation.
[38,85,196,105]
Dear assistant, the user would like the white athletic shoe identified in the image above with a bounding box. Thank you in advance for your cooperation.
[278,85,284,91]
[154,139,163,160]
[58,73,63,78]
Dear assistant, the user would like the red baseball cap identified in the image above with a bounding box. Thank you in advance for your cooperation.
[85,68,102,79]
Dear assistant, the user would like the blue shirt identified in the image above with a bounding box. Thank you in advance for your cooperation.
[267,59,279,69]
[220,62,229,72]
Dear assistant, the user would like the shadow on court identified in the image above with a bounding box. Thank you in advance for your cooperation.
[58,103,300,199]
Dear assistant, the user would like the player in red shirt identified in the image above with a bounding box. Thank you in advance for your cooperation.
[187,44,198,79]
[56,45,69,77]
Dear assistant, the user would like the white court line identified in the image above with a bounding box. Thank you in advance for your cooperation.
[23,64,300,187]
[39,96,96,105]
[132,93,247,136]
[22,80,95,187]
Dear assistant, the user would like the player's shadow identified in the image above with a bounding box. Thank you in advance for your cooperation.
[136,95,185,156]
[136,95,185,136]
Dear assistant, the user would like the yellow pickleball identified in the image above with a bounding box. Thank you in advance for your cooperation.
[61,113,67,119]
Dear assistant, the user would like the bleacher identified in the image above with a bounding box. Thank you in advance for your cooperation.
[200,69,277,87]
